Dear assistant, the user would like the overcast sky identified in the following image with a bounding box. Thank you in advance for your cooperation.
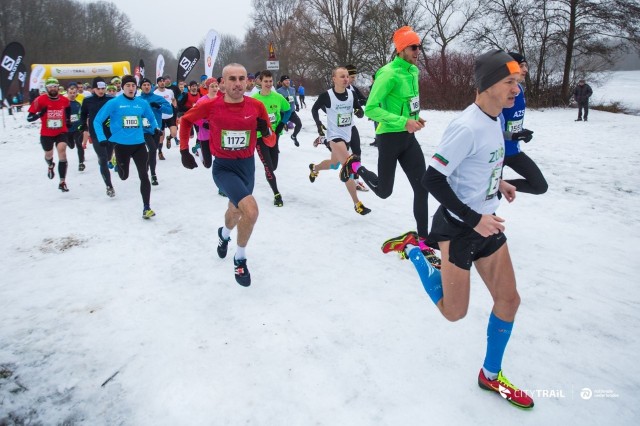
[77,0,254,56]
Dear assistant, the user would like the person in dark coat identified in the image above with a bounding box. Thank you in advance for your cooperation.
[573,79,593,121]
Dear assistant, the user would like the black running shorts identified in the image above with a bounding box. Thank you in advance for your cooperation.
[429,205,507,270]
[40,134,68,151]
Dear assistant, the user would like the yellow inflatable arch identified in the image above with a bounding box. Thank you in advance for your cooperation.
[31,61,131,80]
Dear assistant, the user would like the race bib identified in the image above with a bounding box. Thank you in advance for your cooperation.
[337,112,352,127]
[287,95,294,103]
[47,119,63,129]
[70,114,79,123]
[268,113,277,124]
[506,119,523,133]
[221,130,250,150]
[410,96,420,113]
[142,118,151,128]
[486,166,501,200]
[122,116,140,128]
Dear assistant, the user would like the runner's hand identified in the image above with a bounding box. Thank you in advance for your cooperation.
[180,149,198,169]
[499,180,516,203]
[473,214,505,238]
[256,117,270,135]
[405,119,425,133]
[512,129,533,142]
[316,123,326,136]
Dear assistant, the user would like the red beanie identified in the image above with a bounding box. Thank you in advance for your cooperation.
[393,26,420,53]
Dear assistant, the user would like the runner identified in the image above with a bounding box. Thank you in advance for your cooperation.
[65,83,85,171]
[383,49,533,409]
[27,77,71,192]
[111,76,123,95]
[297,83,306,108]
[276,75,301,146]
[178,63,275,286]
[340,26,441,268]
[252,70,292,206]
[139,77,172,186]
[93,75,159,218]
[310,66,371,215]
[345,64,368,190]
[153,76,176,158]
[501,52,548,195]
[80,77,115,197]
[192,77,219,169]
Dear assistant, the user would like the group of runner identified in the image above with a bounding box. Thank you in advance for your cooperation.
[26,24,547,409]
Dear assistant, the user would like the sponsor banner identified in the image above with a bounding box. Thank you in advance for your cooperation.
[204,29,221,78]
[1,41,25,101]
[17,62,27,89]
[156,54,165,79]
[29,64,45,90]
[177,46,200,81]
[30,61,130,79]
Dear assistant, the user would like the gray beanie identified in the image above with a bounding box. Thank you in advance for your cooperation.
[475,49,520,93]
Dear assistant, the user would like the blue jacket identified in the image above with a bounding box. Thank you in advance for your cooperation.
[67,100,82,132]
[93,94,158,144]
[502,84,526,157]
[138,92,172,135]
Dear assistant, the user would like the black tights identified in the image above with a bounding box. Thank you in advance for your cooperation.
[358,132,429,238]
[91,137,114,187]
[256,137,280,195]
[114,143,151,206]
[144,132,159,176]
[503,152,548,194]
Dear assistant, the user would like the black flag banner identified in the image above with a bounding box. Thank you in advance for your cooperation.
[17,61,27,90]
[0,42,25,102]
[135,59,145,85]
[177,46,200,81]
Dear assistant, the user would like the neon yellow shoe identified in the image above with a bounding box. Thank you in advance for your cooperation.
[142,208,156,219]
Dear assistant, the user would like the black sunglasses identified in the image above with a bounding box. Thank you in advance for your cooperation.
[409,45,423,51]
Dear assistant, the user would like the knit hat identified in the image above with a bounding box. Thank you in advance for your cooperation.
[92,77,106,89]
[393,26,420,53]
[345,64,357,76]
[156,76,164,83]
[204,77,217,87]
[106,85,116,91]
[508,52,527,64]
[475,49,520,93]
[140,78,152,86]
[280,75,290,82]
[200,74,207,81]
[45,77,59,87]
[110,76,121,84]
[121,75,137,87]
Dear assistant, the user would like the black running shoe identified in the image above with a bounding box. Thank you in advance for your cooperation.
[48,163,55,179]
[78,163,85,172]
[274,193,283,207]
[291,134,299,147]
[151,175,158,186]
[58,182,69,192]
[339,154,360,182]
[166,136,171,149]
[234,258,251,287]
[106,186,115,197]
[217,227,230,258]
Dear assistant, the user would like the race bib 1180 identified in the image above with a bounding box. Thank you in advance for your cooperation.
[122,116,140,128]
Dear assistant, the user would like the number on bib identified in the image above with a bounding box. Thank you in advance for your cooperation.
[410,96,420,113]
[221,130,250,150]
[47,119,63,129]
[70,114,79,123]
[287,95,294,103]
[486,166,501,200]
[268,113,277,124]
[506,119,523,133]
[142,118,151,128]
[337,112,352,127]
[122,116,140,128]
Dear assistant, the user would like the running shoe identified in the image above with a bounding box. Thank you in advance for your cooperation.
[78,163,86,172]
[48,163,55,179]
[291,134,299,147]
[354,201,371,216]
[274,193,283,207]
[158,151,165,160]
[217,227,230,258]
[234,258,251,287]
[109,155,117,169]
[142,208,156,219]
[355,180,368,191]
[381,231,419,254]
[478,369,535,409]
[151,175,158,186]
[309,164,318,183]
[106,186,115,197]
[339,154,360,182]
[58,182,69,192]
[166,135,171,149]
[313,136,325,147]
[419,241,442,270]
[192,141,200,156]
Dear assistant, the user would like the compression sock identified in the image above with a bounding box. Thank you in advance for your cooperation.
[482,312,514,378]
[407,246,443,305]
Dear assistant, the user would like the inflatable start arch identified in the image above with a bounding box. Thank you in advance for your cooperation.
[31,61,131,80]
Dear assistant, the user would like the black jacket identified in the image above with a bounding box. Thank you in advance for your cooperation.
[573,83,593,103]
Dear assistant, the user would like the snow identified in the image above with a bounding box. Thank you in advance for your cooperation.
[1,84,640,424]
[593,70,640,113]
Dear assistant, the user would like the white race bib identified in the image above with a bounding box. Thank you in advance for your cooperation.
[410,96,420,113]
[142,118,151,128]
[70,114,79,123]
[122,116,140,128]
[287,95,294,103]
[337,112,352,127]
[47,119,63,129]
[268,113,277,124]
[486,166,501,200]
[221,130,250,150]
[506,119,523,133]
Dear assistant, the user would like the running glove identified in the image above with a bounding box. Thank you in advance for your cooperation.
[149,102,160,109]
[180,149,198,169]
[316,123,326,136]
[256,117,270,135]
[512,129,534,142]
[275,121,285,134]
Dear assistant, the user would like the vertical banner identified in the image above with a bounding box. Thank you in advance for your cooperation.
[139,59,145,78]
[156,54,165,80]
[204,29,221,78]
[177,46,200,81]
[17,62,27,90]
[1,41,25,102]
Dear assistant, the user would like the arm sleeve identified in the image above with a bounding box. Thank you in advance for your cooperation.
[80,101,89,129]
[353,96,364,118]
[279,94,292,123]
[422,167,482,228]
[311,92,330,126]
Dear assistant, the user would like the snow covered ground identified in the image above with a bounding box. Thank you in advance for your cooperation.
[1,88,639,424]
[593,70,640,112]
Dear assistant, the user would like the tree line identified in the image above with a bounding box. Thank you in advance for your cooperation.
[2,0,639,109]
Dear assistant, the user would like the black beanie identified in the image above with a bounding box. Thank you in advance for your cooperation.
[345,64,357,76]
[92,77,106,88]
[141,78,152,86]
[475,49,520,93]
[121,75,137,87]
[508,52,527,64]
[280,75,290,82]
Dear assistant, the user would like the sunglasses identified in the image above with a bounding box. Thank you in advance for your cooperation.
[408,45,423,51]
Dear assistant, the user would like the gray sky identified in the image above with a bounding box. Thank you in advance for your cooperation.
[77,0,254,56]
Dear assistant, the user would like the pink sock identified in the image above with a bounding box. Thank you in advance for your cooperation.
[351,161,361,173]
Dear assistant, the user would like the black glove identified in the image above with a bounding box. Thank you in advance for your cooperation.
[256,117,270,135]
[181,149,198,169]
[275,121,285,134]
[203,122,209,130]
[99,140,108,145]
[354,108,364,119]
[149,102,160,109]
[512,129,534,143]
[40,107,48,117]
[316,123,326,136]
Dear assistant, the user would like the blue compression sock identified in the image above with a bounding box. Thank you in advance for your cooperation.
[408,247,443,305]
[482,312,514,375]
[330,162,341,170]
